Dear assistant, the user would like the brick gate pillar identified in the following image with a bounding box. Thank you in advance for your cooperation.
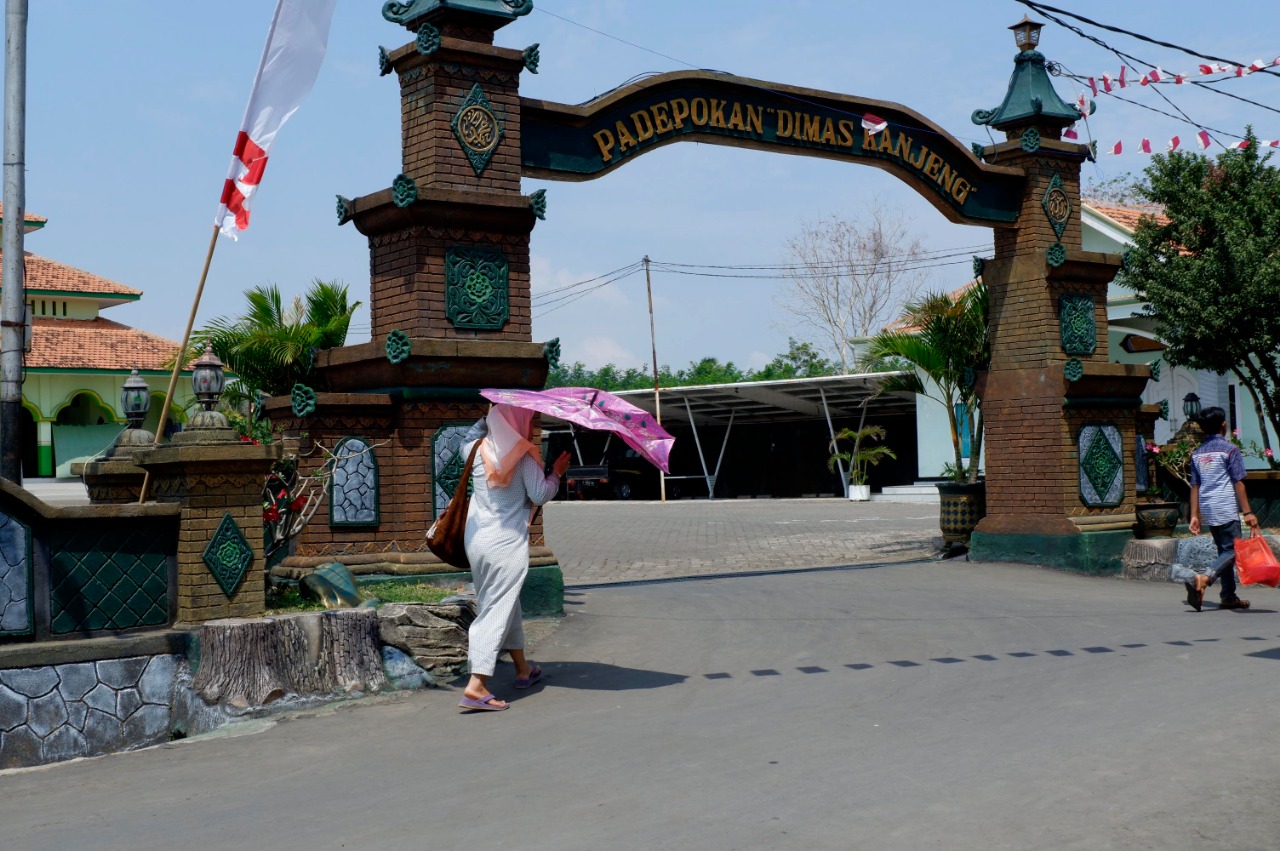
[272,2,560,610]
[968,19,1151,572]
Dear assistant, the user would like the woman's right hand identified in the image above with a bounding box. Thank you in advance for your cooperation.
[552,451,571,477]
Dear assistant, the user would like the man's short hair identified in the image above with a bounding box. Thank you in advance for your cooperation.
[1197,406,1227,436]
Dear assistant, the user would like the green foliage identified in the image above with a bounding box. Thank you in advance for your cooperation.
[1121,130,1280,463]
[868,278,989,482]
[828,425,897,486]
[191,280,361,402]
[752,338,840,381]
[544,339,841,390]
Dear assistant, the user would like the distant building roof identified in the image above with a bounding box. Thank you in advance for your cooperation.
[29,317,180,372]
[882,280,977,334]
[1082,200,1171,233]
[0,251,141,300]
[0,203,47,232]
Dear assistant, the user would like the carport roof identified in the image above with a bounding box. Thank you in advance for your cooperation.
[602,372,916,426]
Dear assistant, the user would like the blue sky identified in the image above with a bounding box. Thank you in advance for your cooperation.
[12,0,1278,373]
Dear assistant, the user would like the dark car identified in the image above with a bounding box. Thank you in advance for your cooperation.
[564,449,655,500]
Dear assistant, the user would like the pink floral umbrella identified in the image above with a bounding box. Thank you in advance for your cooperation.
[480,386,674,473]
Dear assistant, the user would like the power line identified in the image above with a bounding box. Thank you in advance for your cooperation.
[1019,0,1280,143]
[649,258,973,281]
[1017,0,1279,82]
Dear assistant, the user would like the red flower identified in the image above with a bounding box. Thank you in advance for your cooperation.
[263,505,281,523]
[290,496,306,512]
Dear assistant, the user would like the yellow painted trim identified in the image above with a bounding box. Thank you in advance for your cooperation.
[49,388,123,424]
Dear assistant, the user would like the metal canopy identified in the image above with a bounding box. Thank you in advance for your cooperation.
[543,373,915,499]
[611,372,915,426]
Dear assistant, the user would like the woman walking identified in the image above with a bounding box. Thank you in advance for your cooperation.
[458,405,570,711]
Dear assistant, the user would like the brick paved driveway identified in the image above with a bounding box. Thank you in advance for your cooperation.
[542,498,942,585]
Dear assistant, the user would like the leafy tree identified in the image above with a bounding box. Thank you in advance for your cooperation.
[752,338,839,381]
[677,357,746,386]
[868,277,989,482]
[1120,130,1280,464]
[191,280,360,407]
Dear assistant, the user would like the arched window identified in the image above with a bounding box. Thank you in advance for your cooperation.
[329,437,379,526]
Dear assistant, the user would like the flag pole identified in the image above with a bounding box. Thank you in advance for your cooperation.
[644,255,665,503]
[137,225,220,503]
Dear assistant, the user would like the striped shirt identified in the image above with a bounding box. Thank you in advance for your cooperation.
[1190,434,1247,527]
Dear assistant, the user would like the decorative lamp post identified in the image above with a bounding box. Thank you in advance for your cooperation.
[1009,16,1044,51]
[121,368,151,429]
[172,341,236,443]
[1182,392,1201,423]
[191,342,226,412]
[105,367,156,458]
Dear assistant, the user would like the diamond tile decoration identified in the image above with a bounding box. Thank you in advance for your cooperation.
[203,514,254,598]
[450,83,504,176]
[48,525,169,634]
[1079,424,1124,507]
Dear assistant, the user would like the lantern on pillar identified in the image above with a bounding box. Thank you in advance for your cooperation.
[1182,393,1202,422]
[120,368,151,429]
[191,342,226,412]
[1009,16,1044,51]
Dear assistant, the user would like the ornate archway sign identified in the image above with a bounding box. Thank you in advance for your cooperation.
[521,71,1025,227]
[287,2,1150,582]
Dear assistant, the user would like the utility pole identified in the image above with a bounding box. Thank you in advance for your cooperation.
[0,0,28,484]
[644,255,665,502]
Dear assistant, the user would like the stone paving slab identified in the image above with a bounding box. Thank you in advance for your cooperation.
[542,498,942,585]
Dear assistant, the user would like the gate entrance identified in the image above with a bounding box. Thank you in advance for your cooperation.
[272,2,1152,577]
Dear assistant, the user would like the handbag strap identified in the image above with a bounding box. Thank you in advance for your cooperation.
[459,440,481,493]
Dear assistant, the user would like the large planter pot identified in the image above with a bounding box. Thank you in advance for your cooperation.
[847,484,871,501]
[1135,500,1181,539]
[936,481,986,547]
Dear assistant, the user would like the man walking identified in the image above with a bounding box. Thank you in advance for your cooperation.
[1186,407,1260,611]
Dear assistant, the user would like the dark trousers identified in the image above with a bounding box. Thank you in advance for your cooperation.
[1205,520,1241,601]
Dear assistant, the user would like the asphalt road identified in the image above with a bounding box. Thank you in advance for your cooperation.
[4,560,1280,850]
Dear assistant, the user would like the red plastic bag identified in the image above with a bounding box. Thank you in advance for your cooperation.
[1235,531,1280,587]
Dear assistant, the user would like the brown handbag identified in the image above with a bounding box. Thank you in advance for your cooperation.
[426,441,481,570]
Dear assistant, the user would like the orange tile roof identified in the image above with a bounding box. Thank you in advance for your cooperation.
[0,251,140,298]
[28,317,181,371]
[1083,200,1171,233]
[0,203,47,225]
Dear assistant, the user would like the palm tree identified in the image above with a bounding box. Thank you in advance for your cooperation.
[190,279,360,406]
[827,425,897,487]
[868,278,989,483]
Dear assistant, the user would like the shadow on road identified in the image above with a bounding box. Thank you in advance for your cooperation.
[539,661,687,691]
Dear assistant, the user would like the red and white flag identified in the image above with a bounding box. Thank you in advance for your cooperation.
[1262,139,1280,148]
[1147,68,1165,84]
[1109,140,1123,156]
[1101,73,1113,93]
[1168,136,1181,152]
[1088,77,1099,97]
[1063,124,1079,141]
[1230,140,1251,150]
[1173,73,1187,85]
[215,0,339,239]
[1197,130,1213,150]
[1140,138,1152,154]
[1118,66,1129,88]
[1248,59,1266,73]
[861,113,888,135]
[1198,64,1215,75]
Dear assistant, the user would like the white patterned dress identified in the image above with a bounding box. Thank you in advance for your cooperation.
[461,428,560,677]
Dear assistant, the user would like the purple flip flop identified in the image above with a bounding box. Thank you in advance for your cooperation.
[514,665,544,689]
[459,694,508,711]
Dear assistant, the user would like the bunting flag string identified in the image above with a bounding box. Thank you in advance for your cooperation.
[1094,130,1279,156]
[1086,56,1280,95]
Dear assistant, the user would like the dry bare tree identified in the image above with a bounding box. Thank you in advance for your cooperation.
[778,208,930,372]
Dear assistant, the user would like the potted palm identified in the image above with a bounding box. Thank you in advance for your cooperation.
[868,278,989,545]
[828,425,896,501]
